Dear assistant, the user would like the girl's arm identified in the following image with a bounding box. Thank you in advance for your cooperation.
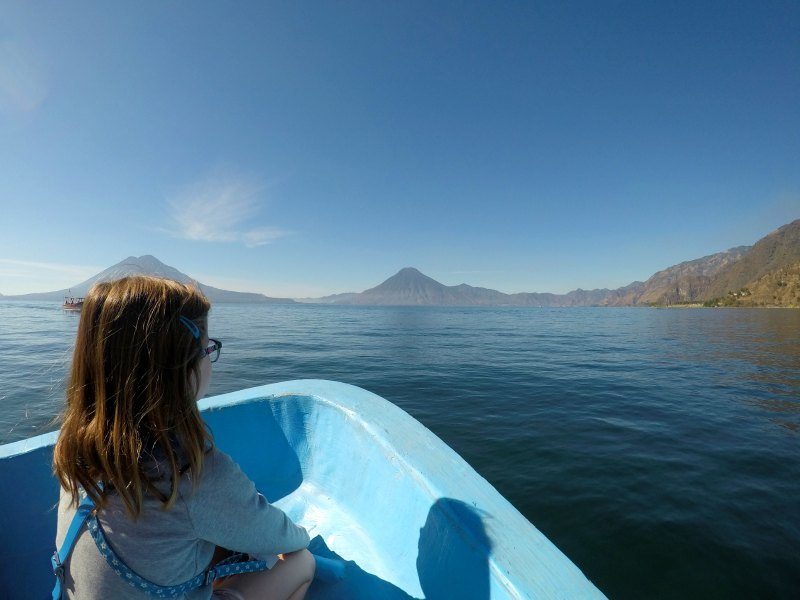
[184,448,310,558]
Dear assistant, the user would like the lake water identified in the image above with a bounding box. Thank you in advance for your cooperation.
[1,301,799,599]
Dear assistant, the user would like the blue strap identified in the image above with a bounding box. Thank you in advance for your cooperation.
[51,493,95,600]
[178,316,201,339]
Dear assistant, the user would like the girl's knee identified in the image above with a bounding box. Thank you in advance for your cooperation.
[299,549,316,581]
[283,550,317,581]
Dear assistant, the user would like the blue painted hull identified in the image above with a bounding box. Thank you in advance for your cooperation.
[0,380,605,599]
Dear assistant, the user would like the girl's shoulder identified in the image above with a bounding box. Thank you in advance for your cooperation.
[198,446,237,479]
[137,443,238,502]
[183,446,249,493]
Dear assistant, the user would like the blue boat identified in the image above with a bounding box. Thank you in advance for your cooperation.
[0,380,605,599]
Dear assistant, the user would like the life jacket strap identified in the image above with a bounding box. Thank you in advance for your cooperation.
[51,492,95,600]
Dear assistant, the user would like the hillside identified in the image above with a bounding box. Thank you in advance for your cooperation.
[704,260,800,308]
[742,261,800,307]
[601,281,646,306]
[629,246,751,305]
[704,220,800,300]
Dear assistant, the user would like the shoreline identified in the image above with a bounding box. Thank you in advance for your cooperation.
[656,304,799,309]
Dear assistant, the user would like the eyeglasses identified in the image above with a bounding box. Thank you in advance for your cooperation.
[200,339,223,363]
[179,317,222,363]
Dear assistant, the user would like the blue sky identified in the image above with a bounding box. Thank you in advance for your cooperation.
[1,1,798,297]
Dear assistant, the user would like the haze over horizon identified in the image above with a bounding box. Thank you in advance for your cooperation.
[1,2,798,297]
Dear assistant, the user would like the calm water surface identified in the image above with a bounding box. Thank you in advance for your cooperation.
[1,301,799,599]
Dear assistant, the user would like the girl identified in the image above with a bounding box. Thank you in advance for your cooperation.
[53,276,315,600]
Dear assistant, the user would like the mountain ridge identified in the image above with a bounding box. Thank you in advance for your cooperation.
[3,219,797,307]
[2,255,296,304]
[306,219,799,307]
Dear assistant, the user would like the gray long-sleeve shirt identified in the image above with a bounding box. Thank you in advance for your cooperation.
[55,447,310,599]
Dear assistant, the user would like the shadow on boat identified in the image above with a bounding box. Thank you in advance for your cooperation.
[204,400,493,599]
[308,498,492,600]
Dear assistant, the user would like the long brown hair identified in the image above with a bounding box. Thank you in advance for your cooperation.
[53,276,213,518]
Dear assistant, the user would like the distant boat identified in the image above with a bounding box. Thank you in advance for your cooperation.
[0,380,606,598]
[62,293,84,311]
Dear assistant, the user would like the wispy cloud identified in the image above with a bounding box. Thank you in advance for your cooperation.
[0,259,101,295]
[165,172,291,247]
[434,270,507,275]
[0,40,48,114]
[0,259,100,278]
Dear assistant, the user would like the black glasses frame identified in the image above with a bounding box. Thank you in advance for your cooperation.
[201,338,223,363]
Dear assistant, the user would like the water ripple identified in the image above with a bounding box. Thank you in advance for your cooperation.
[1,301,799,598]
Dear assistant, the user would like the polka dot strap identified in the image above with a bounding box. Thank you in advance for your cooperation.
[51,485,272,599]
[85,515,271,597]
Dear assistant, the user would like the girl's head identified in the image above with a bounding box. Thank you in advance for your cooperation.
[53,276,214,517]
